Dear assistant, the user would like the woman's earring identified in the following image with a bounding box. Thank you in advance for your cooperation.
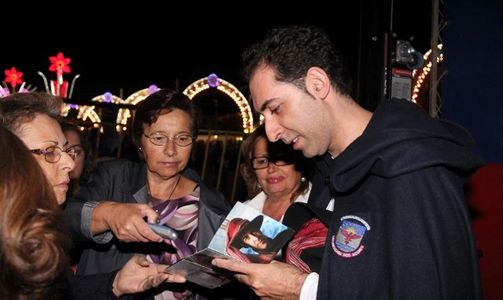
[300,176,306,183]
[257,183,262,190]
[138,147,143,153]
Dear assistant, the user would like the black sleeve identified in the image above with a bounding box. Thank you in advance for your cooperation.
[70,270,128,300]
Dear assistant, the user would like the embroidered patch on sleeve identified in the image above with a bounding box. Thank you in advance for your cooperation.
[332,215,371,258]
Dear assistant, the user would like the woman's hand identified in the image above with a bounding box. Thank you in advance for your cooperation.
[91,201,162,242]
[112,255,186,297]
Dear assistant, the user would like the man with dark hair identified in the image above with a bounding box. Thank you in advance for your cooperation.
[213,25,483,299]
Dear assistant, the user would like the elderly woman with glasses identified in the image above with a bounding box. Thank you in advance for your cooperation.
[66,89,248,300]
[241,124,313,221]
[0,92,76,204]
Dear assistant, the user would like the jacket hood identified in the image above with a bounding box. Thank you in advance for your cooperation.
[317,99,484,193]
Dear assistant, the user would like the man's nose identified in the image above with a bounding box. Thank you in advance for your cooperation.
[265,119,281,142]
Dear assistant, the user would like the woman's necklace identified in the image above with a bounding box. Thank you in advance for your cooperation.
[166,174,182,202]
[148,175,182,204]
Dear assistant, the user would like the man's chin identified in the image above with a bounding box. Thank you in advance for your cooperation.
[301,148,318,158]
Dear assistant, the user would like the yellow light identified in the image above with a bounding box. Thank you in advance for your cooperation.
[412,44,444,103]
[183,76,254,133]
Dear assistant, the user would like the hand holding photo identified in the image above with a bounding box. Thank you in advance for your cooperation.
[164,202,294,288]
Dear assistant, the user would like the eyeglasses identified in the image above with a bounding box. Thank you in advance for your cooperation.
[71,146,84,158]
[251,156,294,170]
[30,145,77,163]
[144,133,194,147]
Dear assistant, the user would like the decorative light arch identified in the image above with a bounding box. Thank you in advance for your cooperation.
[61,103,101,125]
[183,74,253,133]
[412,44,444,103]
[117,85,161,129]
[124,85,160,106]
[92,92,128,132]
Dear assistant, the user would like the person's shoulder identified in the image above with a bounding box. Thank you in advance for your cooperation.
[183,167,200,181]
[95,159,142,170]
[93,159,146,181]
[198,181,231,213]
[198,180,225,200]
[244,191,267,211]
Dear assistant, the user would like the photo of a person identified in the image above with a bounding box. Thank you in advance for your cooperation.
[226,215,292,263]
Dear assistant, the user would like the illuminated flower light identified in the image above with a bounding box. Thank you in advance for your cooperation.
[207,73,219,88]
[104,92,113,103]
[49,52,72,74]
[148,84,160,94]
[4,67,23,89]
[46,52,73,98]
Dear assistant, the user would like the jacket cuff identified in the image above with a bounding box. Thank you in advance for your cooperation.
[82,201,113,244]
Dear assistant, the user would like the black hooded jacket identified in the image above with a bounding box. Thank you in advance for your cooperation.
[313,99,483,299]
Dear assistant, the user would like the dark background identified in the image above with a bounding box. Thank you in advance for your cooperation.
[2,1,501,163]
[0,1,431,106]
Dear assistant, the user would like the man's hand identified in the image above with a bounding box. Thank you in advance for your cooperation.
[112,255,186,297]
[91,201,162,242]
[212,258,307,300]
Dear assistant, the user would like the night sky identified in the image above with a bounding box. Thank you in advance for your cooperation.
[1,2,428,102]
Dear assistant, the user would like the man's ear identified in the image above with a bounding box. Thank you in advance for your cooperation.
[305,67,330,100]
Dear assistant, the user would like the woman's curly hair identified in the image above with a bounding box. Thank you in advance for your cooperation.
[0,126,70,299]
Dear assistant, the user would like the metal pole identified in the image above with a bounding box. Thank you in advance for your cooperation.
[116,132,123,159]
[385,0,395,100]
[94,108,103,160]
[216,136,227,191]
[94,126,101,162]
[201,133,211,180]
[230,140,243,203]
[429,0,440,117]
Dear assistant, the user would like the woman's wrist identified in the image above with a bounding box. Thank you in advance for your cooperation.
[111,270,122,297]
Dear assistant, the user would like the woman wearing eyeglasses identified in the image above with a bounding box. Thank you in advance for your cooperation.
[237,125,334,280]
[68,89,250,300]
[0,92,76,204]
[241,124,313,221]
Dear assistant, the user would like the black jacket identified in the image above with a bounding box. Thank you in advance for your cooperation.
[70,271,118,299]
[314,99,483,299]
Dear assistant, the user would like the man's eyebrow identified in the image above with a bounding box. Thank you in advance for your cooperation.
[258,99,274,113]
